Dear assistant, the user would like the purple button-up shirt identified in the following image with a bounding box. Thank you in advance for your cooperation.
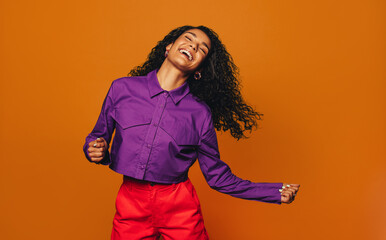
[83,69,282,204]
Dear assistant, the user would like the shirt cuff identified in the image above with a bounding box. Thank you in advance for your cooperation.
[255,182,283,204]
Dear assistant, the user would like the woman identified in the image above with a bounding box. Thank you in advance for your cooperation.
[83,25,300,240]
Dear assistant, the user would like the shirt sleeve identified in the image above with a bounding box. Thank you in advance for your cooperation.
[196,111,283,204]
[83,81,116,165]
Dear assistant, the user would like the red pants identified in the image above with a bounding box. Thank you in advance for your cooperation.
[111,176,209,240]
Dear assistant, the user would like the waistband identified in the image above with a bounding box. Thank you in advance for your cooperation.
[123,175,176,188]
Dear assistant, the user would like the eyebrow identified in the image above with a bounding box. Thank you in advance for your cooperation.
[186,31,210,51]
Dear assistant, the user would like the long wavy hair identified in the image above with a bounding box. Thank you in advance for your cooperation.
[128,25,263,140]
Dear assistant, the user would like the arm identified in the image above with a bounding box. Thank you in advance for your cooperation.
[196,111,283,204]
[83,81,116,165]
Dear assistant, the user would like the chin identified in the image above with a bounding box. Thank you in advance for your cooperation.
[171,59,196,73]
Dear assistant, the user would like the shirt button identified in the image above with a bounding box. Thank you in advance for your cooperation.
[163,92,168,96]
[153,123,158,127]
[147,144,151,148]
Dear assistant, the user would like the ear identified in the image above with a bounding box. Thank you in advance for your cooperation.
[166,43,173,51]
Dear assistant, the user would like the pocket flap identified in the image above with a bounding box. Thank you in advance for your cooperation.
[160,121,199,146]
[113,108,151,129]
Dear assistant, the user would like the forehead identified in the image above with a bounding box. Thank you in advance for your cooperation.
[181,29,211,48]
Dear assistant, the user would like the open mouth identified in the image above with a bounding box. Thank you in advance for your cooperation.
[179,49,193,61]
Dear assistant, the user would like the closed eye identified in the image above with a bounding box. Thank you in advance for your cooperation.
[185,35,207,54]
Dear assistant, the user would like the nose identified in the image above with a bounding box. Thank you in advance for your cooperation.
[189,44,197,51]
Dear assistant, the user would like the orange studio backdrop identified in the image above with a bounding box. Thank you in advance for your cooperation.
[0,0,385,239]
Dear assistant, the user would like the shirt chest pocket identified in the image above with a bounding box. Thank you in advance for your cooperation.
[159,120,200,146]
[113,107,152,129]
[113,107,200,147]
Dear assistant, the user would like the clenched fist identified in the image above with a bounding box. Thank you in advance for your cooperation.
[280,183,300,204]
[87,137,108,163]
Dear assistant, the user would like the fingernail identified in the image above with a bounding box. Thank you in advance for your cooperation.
[286,185,291,187]
[93,143,97,147]
[282,185,286,189]
[279,189,283,192]
[97,138,100,140]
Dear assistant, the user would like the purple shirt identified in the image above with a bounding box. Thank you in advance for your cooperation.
[83,69,283,204]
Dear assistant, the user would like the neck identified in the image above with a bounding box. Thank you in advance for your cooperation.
[156,60,189,91]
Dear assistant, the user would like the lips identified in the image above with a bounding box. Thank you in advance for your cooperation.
[179,48,193,61]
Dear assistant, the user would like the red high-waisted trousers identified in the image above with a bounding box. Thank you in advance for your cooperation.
[111,176,209,240]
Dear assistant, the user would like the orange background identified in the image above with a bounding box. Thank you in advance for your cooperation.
[1,0,385,239]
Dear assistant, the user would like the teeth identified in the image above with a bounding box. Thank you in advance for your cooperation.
[179,49,192,61]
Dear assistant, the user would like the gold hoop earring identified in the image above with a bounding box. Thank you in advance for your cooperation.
[194,71,201,80]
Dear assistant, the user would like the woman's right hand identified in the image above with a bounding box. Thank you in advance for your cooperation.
[87,137,108,163]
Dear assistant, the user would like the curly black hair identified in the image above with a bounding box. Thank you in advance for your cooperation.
[128,25,263,140]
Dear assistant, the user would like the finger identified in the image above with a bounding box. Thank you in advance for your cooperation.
[280,187,294,194]
[282,184,292,190]
[89,138,105,148]
[283,183,300,189]
[284,189,297,201]
[89,140,97,147]
[283,189,296,198]
[91,157,103,162]
[280,189,291,197]
[286,187,296,195]
[290,187,299,195]
[92,142,106,148]
[283,189,294,198]
[283,194,295,204]
[88,151,105,158]
[289,184,300,189]
[281,193,291,204]
[290,189,297,196]
[283,184,300,193]
[284,188,298,194]
[88,147,105,153]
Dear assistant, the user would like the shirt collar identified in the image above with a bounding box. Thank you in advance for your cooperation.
[147,69,190,105]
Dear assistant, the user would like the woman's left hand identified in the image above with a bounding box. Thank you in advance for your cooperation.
[280,183,300,204]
